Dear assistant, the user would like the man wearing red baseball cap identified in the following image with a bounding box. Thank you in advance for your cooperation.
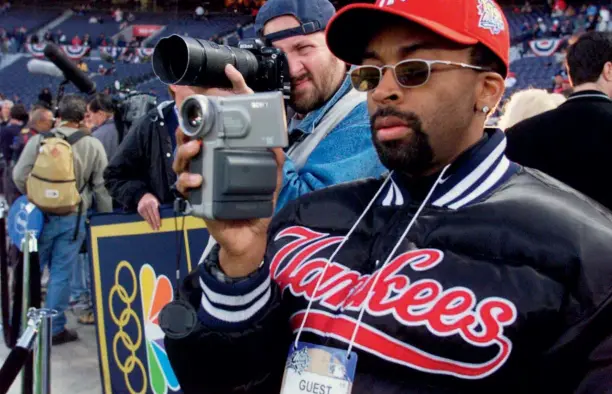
[166,0,612,392]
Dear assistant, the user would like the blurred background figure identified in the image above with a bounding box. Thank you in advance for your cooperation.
[0,103,28,204]
[506,31,612,212]
[497,88,566,130]
[1,99,13,126]
[86,93,118,161]
[38,87,53,108]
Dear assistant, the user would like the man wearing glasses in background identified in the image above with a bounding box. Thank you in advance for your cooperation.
[166,0,612,392]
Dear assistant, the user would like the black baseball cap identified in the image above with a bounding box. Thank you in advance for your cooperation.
[254,0,336,42]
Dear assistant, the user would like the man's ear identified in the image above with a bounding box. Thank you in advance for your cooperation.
[476,72,505,114]
[602,61,612,83]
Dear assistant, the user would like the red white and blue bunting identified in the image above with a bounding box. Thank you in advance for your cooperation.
[528,39,564,57]
[25,44,154,62]
[25,43,91,60]
[24,43,47,58]
[61,45,91,60]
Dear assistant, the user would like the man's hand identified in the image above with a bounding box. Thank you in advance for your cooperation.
[194,64,255,97]
[137,193,161,231]
[224,64,254,95]
[172,64,284,277]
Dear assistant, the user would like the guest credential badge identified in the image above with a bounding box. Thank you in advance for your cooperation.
[280,342,358,394]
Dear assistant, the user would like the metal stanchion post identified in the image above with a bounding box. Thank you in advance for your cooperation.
[0,308,46,394]
[0,201,6,336]
[20,232,37,394]
[34,309,56,394]
[20,232,34,334]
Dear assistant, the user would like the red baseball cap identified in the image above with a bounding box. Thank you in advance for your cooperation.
[326,0,510,77]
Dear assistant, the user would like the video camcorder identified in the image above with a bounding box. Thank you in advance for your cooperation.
[176,92,288,220]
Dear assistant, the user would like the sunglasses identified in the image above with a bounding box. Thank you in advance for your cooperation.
[349,59,489,92]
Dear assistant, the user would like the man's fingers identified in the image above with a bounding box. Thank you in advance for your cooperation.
[145,204,159,230]
[177,172,203,195]
[225,64,253,94]
[141,208,155,230]
[173,140,202,174]
[271,148,285,168]
[175,126,190,147]
[150,205,161,230]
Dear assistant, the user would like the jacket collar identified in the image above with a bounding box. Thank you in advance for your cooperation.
[91,118,114,133]
[290,76,354,134]
[379,129,520,210]
[564,89,611,103]
[155,100,175,120]
[53,125,81,135]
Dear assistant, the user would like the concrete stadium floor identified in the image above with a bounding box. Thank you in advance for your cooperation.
[0,313,102,394]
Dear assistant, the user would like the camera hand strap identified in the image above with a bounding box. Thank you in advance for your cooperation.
[158,201,198,339]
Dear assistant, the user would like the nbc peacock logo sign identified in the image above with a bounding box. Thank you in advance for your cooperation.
[139,265,181,394]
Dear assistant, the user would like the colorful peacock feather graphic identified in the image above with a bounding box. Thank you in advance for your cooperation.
[139,264,181,394]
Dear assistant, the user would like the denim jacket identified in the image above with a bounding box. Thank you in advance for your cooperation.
[276,76,387,210]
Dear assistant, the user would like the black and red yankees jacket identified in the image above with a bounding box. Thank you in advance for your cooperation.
[165,129,612,393]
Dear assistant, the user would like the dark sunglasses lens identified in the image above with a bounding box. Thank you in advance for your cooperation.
[395,61,430,87]
[351,67,380,91]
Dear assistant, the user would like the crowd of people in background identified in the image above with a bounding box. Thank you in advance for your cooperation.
[1,1,269,58]
[515,0,612,41]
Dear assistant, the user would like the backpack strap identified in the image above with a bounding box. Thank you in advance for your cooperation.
[65,130,88,145]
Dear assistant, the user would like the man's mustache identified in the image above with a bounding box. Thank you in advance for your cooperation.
[370,107,422,131]
[291,73,312,86]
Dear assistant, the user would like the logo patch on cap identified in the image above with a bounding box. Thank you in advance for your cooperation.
[377,0,405,7]
[477,0,505,35]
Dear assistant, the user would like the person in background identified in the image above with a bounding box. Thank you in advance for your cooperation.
[1,99,13,126]
[4,107,54,205]
[0,103,28,204]
[505,31,612,212]
[38,88,53,108]
[497,88,565,130]
[74,93,119,324]
[77,59,88,73]
[11,107,54,162]
[86,93,119,161]
[13,95,112,345]
[104,85,196,230]
[200,0,386,212]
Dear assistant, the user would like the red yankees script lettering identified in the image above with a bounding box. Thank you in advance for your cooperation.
[270,226,518,379]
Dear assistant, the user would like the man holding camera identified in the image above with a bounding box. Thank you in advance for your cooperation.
[166,0,612,392]
[194,0,387,209]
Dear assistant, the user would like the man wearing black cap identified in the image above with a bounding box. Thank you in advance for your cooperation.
[166,0,612,392]
[201,0,386,210]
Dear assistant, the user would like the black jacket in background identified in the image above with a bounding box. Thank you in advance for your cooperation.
[505,90,612,211]
[104,101,177,211]
[0,123,23,164]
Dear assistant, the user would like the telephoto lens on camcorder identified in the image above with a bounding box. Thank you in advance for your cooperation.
[152,34,290,94]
